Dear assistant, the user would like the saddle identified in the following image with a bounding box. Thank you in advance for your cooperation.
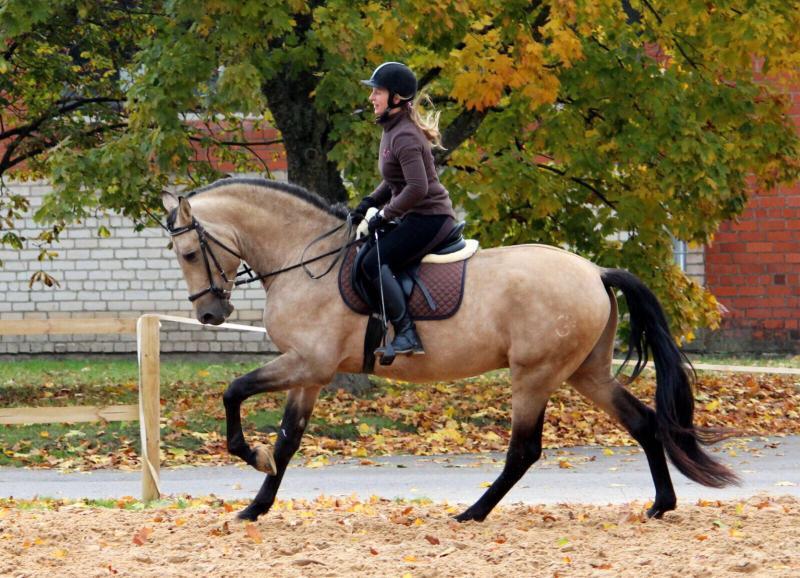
[338,221,479,372]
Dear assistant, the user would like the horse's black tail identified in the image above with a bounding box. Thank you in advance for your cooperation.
[601,268,739,488]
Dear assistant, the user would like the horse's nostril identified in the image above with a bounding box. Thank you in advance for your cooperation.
[200,313,215,324]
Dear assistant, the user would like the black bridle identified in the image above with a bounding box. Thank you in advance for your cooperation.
[167,215,359,303]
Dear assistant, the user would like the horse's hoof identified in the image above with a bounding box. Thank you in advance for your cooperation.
[252,444,277,475]
[646,500,676,519]
[454,509,485,523]
[236,505,262,522]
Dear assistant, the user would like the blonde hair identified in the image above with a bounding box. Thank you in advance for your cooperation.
[408,93,444,149]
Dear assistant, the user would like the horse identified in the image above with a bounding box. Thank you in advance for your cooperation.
[161,177,737,522]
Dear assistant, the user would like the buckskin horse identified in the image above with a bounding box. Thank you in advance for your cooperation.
[161,177,737,522]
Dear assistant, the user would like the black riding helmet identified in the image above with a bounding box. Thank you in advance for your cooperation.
[361,62,417,110]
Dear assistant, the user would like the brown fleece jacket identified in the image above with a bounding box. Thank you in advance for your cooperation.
[368,108,456,221]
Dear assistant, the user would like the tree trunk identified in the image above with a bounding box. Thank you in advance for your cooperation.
[263,68,373,394]
[261,70,347,204]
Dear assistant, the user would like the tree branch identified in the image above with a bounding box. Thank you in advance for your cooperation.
[535,162,617,209]
[639,0,703,72]
[640,0,663,24]
[0,122,127,175]
[434,109,489,166]
[3,40,19,61]
[187,136,283,147]
[417,67,442,92]
[0,97,124,140]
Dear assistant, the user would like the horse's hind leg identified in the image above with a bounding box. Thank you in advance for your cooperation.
[568,286,677,518]
[571,369,677,517]
[237,385,321,521]
[455,368,555,522]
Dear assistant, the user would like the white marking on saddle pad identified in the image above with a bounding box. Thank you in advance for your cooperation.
[421,239,480,264]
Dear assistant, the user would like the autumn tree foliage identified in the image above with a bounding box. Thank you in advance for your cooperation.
[1,0,799,338]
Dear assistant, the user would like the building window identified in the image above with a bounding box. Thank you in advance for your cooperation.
[673,238,688,271]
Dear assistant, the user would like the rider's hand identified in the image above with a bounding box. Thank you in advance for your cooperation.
[350,196,376,223]
[367,212,384,236]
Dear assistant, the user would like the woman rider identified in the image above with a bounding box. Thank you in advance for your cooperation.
[351,62,457,359]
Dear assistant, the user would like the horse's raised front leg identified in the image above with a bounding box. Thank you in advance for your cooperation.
[237,385,322,521]
[456,377,551,522]
[222,351,322,473]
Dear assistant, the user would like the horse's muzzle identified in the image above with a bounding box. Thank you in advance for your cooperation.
[197,298,235,325]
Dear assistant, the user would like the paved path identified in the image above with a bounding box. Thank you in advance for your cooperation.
[1,436,798,506]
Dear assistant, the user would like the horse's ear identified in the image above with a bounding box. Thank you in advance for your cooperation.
[176,196,193,226]
[161,191,179,211]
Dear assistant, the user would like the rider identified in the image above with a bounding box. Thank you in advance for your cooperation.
[351,62,457,358]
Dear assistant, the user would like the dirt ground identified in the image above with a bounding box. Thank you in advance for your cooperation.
[1,495,798,577]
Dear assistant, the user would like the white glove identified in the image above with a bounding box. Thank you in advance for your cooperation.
[356,207,380,239]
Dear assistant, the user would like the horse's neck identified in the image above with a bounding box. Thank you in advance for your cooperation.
[195,190,343,277]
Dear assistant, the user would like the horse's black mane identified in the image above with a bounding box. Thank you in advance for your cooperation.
[166,177,349,229]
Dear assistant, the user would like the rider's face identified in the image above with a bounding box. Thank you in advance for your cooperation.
[369,87,391,116]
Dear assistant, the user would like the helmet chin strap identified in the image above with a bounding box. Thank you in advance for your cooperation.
[377,93,411,122]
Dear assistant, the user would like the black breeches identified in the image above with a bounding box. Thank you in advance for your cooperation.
[360,213,454,283]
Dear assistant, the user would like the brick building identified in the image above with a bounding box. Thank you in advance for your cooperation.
[700,90,800,353]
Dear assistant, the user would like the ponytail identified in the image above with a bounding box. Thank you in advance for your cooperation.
[408,93,445,149]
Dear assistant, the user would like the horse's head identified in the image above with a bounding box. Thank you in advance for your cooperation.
[162,193,239,325]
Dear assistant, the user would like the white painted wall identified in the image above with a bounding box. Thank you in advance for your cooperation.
[0,180,280,354]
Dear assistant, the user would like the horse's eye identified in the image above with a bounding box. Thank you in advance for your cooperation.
[183,251,198,262]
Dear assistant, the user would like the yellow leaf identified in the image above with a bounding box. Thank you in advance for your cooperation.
[403,554,417,562]
[39,431,50,438]
[132,527,153,546]
[245,524,263,544]
[603,448,615,456]
[705,400,720,411]
[479,481,492,488]
[357,422,374,436]
[307,456,330,469]
[51,549,67,559]
[197,370,210,378]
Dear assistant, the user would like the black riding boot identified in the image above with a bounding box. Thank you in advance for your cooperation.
[373,265,424,363]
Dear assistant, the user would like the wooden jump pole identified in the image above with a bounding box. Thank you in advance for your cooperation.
[137,314,162,501]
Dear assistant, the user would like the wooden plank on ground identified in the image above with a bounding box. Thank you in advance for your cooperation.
[612,359,800,376]
[0,404,139,425]
[0,318,138,336]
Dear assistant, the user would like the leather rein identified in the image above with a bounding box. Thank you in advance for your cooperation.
[167,216,359,303]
